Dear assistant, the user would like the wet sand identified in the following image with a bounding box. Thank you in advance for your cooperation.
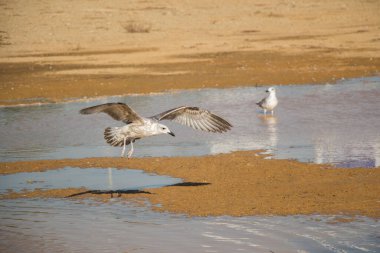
[0,0,379,106]
[1,151,379,218]
[0,50,379,106]
[0,0,380,219]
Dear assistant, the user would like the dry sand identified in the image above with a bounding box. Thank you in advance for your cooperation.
[0,0,379,105]
[0,0,379,218]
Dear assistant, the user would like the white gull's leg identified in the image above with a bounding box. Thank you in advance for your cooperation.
[263,109,267,115]
[271,110,274,115]
[121,137,127,157]
[127,141,134,158]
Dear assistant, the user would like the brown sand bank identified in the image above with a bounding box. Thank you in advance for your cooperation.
[1,0,380,105]
[1,151,379,218]
[1,50,379,106]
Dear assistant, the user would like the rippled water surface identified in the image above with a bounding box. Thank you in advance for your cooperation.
[0,199,379,253]
[1,77,379,167]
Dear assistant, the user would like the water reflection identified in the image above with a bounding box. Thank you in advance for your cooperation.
[258,115,278,154]
[0,77,379,167]
[108,167,113,190]
[0,167,182,193]
[375,143,380,167]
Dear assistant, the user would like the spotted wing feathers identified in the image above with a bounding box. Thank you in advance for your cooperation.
[152,106,232,133]
[256,97,266,108]
[79,103,143,124]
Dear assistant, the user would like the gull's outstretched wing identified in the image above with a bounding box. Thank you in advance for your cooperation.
[79,103,143,124]
[151,106,232,133]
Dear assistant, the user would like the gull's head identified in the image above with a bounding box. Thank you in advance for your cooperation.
[157,123,175,137]
[266,87,276,93]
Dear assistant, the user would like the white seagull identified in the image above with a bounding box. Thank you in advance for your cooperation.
[79,103,232,158]
[256,87,278,115]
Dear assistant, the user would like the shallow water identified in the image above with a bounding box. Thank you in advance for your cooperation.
[1,77,379,167]
[1,78,379,252]
[0,167,181,194]
[0,199,378,253]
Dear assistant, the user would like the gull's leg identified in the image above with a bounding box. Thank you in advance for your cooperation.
[121,137,127,157]
[263,109,267,115]
[271,110,274,115]
[127,141,134,158]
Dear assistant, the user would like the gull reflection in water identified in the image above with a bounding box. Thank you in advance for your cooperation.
[108,168,113,190]
[210,114,279,155]
[258,115,278,155]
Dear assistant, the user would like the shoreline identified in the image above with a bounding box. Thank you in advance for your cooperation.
[1,50,379,106]
[1,151,379,218]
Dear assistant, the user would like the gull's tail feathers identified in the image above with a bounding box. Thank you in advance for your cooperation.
[104,127,130,147]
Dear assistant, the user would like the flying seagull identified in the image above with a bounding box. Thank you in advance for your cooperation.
[79,103,232,158]
[256,87,278,115]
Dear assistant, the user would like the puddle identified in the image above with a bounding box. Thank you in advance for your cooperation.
[0,77,379,167]
[0,199,378,253]
[0,167,181,194]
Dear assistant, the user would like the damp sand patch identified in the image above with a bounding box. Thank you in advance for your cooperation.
[1,151,379,218]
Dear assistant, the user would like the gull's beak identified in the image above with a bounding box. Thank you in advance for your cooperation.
[266,90,269,93]
[168,131,175,137]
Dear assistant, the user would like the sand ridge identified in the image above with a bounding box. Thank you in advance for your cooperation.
[1,151,379,218]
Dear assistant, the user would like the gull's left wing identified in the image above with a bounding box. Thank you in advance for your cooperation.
[151,106,232,133]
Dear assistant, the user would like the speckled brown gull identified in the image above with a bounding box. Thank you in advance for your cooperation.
[80,103,232,158]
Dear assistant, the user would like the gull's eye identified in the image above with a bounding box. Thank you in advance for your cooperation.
[161,127,165,130]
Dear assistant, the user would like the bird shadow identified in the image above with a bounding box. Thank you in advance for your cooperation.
[65,189,151,198]
[65,182,210,198]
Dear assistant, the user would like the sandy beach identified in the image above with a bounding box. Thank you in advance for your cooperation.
[1,0,379,106]
[0,0,380,219]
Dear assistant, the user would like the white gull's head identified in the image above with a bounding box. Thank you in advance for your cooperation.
[154,122,175,137]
